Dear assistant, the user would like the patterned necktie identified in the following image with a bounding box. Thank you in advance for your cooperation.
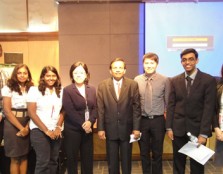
[144,79,152,114]
[186,76,192,95]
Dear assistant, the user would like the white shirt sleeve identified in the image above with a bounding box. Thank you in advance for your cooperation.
[1,86,12,97]
[27,86,38,102]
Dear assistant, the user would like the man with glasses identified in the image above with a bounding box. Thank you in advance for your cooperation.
[166,48,216,174]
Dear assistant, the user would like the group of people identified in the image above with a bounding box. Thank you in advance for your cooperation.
[0,47,222,174]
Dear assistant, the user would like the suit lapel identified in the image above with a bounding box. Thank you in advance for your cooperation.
[72,83,84,98]
[118,78,127,101]
[179,73,187,96]
[190,70,202,94]
[85,84,90,98]
[72,83,79,94]
[108,78,118,101]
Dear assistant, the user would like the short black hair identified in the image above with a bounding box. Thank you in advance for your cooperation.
[180,48,198,59]
[109,57,126,69]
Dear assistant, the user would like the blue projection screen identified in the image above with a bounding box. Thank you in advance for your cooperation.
[145,2,223,77]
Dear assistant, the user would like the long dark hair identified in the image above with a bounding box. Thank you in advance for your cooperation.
[7,64,34,95]
[38,66,62,97]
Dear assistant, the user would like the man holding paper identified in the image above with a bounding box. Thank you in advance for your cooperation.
[134,53,170,174]
[97,58,141,174]
[166,48,216,174]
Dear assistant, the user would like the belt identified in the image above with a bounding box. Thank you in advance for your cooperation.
[142,115,163,119]
[11,108,28,118]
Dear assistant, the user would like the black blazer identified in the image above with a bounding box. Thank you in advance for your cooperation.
[213,78,223,128]
[97,77,141,141]
[166,69,217,137]
[62,83,97,132]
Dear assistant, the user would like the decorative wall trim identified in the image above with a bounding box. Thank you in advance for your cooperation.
[56,0,223,3]
[0,32,58,42]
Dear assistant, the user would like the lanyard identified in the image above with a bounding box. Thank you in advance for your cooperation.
[84,94,89,121]
[51,105,54,118]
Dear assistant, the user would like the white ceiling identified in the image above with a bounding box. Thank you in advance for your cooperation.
[1,0,222,33]
[0,0,58,32]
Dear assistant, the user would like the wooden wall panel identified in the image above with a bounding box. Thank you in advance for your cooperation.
[58,3,145,86]
[0,32,58,85]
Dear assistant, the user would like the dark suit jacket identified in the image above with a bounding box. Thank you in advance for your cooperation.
[97,77,141,141]
[166,69,216,137]
[62,83,97,131]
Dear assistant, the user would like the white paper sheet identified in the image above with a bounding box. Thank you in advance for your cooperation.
[129,133,142,143]
[178,141,215,165]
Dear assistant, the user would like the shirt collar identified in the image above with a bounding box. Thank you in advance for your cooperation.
[144,72,156,81]
[45,87,55,95]
[185,68,198,80]
[113,78,123,85]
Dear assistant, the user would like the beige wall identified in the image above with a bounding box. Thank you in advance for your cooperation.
[58,2,145,87]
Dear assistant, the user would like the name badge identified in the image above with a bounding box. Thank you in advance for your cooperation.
[85,109,89,121]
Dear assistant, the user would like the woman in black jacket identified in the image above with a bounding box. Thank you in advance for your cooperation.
[213,64,223,165]
[62,61,97,174]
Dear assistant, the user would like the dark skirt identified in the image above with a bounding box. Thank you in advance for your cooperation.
[3,117,30,158]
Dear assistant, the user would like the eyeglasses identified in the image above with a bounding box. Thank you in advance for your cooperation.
[73,71,86,75]
[181,57,196,63]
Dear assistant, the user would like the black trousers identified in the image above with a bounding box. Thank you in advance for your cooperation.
[64,129,93,174]
[139,116,165,174]
[0,117,3,143]
[173,135,204,174]
[106,139,132,174]
[30,129,61,174]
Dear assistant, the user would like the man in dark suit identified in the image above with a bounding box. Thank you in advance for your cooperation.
[97,57,141,174]
[166,48,216,174]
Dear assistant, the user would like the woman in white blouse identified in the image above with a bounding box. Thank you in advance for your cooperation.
[27,66,64,174]
[2,64,34,174]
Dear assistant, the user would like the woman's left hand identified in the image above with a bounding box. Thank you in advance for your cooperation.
[16,127,29,137]
[82,121,92,134]
[53,127,62,139]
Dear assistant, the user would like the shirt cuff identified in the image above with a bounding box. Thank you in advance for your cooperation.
[199,134,208,139]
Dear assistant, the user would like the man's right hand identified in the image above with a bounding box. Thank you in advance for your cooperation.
[166,130,174,140]
[98,131,106,140]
